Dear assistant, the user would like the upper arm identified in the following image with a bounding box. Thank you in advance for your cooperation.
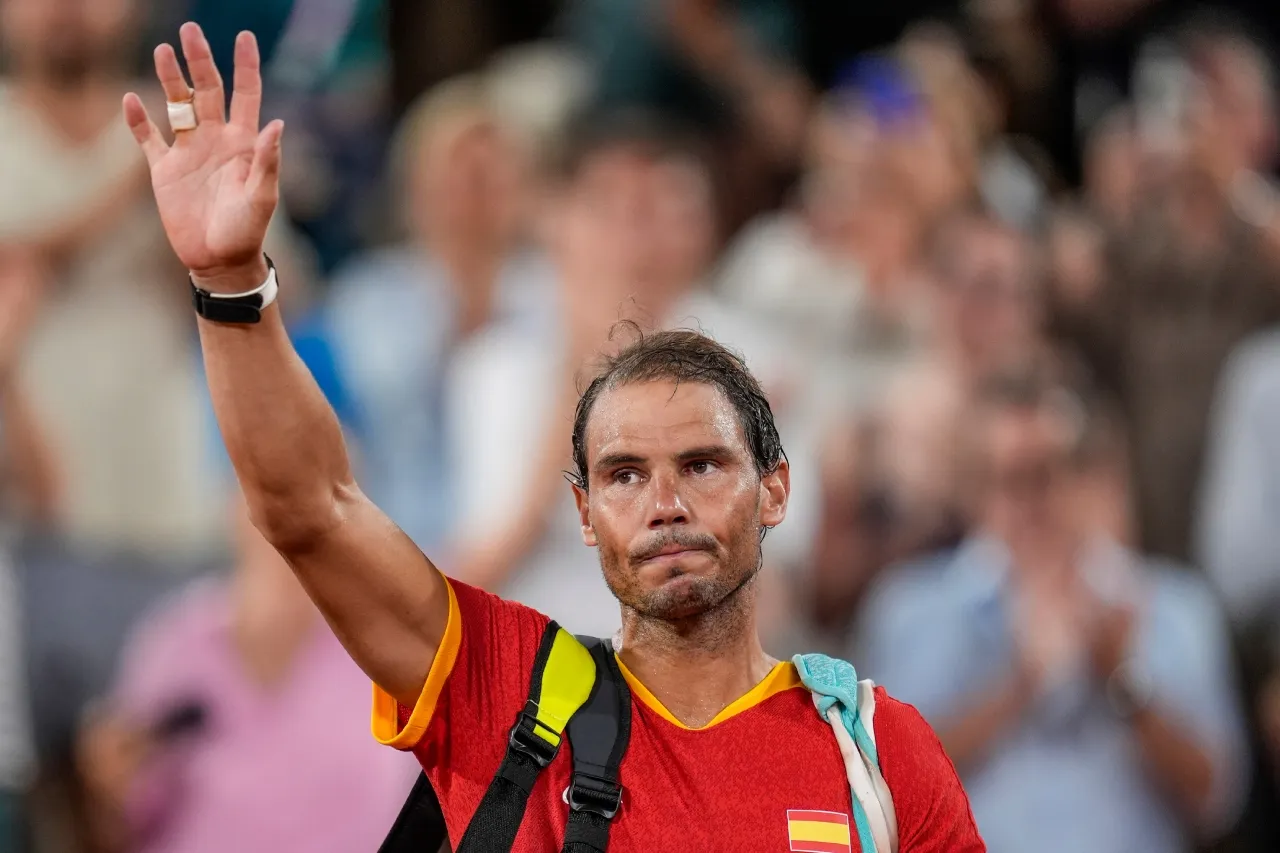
[284,487,450,708]
[874,692,985,852]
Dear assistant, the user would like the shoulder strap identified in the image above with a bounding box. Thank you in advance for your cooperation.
[561,636,632,853]
[453,620,597,853]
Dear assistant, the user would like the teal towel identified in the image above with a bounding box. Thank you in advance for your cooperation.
[794,653,881,852]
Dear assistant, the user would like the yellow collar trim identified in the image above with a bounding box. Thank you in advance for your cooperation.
[614,656,802,730]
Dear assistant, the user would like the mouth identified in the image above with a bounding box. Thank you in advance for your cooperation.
[639,548,706,566]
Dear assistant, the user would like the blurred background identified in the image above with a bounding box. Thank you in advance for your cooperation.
[3,0,1280,851]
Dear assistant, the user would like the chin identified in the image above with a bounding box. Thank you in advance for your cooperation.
[638,573,732,620]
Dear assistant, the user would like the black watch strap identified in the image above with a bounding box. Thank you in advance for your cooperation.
[190,256,276,325]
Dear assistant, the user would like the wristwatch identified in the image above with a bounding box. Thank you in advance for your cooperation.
[1106,659,1155,720]
[190,255,279,324]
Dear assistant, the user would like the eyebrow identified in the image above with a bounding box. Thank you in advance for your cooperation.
[592,444,737,473]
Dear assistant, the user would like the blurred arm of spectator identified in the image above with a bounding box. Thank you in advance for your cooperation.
[663,0,811,163]
[77,594,205,850]
[1196,331,1280,628]
[1084,590,1228,828]
[0,250,60,522]
[26,160,151,266]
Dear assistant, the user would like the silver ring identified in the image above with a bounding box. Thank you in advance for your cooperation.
[167,98,198,132]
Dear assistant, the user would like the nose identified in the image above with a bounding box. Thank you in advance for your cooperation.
[647,471,688,529]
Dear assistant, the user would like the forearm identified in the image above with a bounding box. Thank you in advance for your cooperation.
[0,373,60,523]
[935,676,1031,771]
[195,261,352,547]
[1129,705,1217,821]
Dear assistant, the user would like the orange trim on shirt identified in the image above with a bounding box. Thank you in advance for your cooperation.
[371,574,461,750]
[615,657,802,730]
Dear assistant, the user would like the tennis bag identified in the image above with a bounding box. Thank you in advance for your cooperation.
[377,621,898,853]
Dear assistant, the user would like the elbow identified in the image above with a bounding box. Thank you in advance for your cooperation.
[246,479,358,554]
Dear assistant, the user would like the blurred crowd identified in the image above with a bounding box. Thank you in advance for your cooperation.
[4,0,1280,851]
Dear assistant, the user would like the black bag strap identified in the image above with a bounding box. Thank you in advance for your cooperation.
[454,620,567,853]
[561,636,631,853]
[377,772,447,853]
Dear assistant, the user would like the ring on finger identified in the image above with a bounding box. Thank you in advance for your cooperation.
[167,96,198,132]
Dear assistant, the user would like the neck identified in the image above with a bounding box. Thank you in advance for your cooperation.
[17,71,121,144]
[616,576,776,728]
[1005,527,1082,587]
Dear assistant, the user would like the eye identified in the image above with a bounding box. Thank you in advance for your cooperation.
[686,460,718,476]
[613,469,641,486]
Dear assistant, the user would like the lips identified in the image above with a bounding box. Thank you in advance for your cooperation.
[640,547,705,564]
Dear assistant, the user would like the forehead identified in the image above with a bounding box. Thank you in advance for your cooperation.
[585,380,747,462]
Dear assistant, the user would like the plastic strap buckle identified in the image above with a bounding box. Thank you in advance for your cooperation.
[567,772,623,819]
[507,701,560,768]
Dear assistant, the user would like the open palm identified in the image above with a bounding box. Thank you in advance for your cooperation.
[123,24,282,288]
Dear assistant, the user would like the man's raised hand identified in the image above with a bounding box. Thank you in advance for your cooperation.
[123,23,281,292]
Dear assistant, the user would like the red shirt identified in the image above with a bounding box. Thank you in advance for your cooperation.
[372,578,984,852]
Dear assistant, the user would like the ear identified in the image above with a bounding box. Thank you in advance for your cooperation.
[758,459,790,530]
[573,482,597,547]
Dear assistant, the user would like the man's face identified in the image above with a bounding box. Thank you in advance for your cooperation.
[1,0,133,83]
[974,404,1076,549]
[411,115,522,248]
[557,148,714,302]
[937,221,1039,372]
[573,380,788,621]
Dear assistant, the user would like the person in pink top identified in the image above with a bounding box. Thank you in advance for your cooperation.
[77,495,418,853]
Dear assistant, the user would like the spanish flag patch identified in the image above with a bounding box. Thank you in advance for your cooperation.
[787,809,853,853]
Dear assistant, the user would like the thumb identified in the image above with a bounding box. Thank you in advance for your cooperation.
[247,120,284,210]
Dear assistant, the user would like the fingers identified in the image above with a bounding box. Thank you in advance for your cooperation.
[122,93,170,166]
[247,120,284,210]
[153,43,192,104]
[179,22,226,125]
[229,31,262,131]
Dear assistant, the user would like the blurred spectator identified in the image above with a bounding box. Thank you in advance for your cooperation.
[76,493,415,853]
[792,211,1045,652]
[0,255,55,852]
[861,365,1249,853]
[446,111,813,636]
[0,0,309,561]
[563,0,813,229]
[1058,21,1280,563]
[1197,329,1280,630]
[387,0,560,115]
[715,66,933,419]
[0,0,222,559]
[325,75,555,553]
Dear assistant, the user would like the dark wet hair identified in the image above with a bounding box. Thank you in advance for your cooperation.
[568,326,785,491]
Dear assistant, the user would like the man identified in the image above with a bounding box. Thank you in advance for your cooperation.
[77,493,416,853]
[860,367,1248,853]
[446,112,817,639]
[1059,21,1280,563]
[795,211,1044,657]
[121,23,984,850]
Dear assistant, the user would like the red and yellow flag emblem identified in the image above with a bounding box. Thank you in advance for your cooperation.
[787,809,852,853]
